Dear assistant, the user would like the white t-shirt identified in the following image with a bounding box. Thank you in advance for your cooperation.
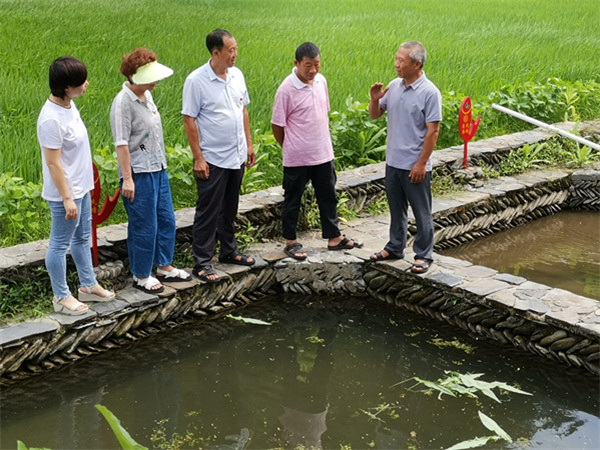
[37,100,94,201]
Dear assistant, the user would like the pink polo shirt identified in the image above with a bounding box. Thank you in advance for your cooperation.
[271,69,334,167]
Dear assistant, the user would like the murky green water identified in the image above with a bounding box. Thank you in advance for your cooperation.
[1,296,598,449]
[441,210,600,300]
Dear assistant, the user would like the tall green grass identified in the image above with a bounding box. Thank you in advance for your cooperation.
[1,0,599,183]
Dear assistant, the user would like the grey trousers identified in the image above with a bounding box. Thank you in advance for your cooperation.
[384,165,434,261]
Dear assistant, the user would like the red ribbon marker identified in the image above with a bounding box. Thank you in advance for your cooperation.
[91,163,120,267]
[458,97,481,169]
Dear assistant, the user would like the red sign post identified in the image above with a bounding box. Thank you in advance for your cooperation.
[91,163,120,267]
[458,97,481,169]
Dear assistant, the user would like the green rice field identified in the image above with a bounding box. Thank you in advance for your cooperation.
[1,0,599,184]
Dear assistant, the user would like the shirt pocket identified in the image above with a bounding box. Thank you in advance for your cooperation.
[228,84,247,109]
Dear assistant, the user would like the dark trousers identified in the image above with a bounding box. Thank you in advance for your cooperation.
[384,165,434,261]
[192,163,244,267]
[282,160,341,241]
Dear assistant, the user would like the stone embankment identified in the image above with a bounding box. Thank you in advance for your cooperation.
[1,121,599,384]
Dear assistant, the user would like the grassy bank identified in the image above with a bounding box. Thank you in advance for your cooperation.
[1,0,599,183]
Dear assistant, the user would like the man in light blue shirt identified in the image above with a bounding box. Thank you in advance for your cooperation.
[182,29,256,282]
[368,41,442,274]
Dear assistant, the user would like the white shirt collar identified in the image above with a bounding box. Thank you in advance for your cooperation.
[291,67,319,90]
[123,82,151,103]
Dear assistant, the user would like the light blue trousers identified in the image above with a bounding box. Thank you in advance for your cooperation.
[46,192,97,298]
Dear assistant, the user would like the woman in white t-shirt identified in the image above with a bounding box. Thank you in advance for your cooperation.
[37,56,114,315]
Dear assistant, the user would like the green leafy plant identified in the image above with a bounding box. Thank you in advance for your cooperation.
[95,404,148,450]
[365,196,388,216]
[361,372,532,450]
[499,142,551,175]
[0,173,47,246]
[447,411,512,450]
[16,441,50,450]
[93,146,120,193]
[330,96,387,170]
[241,152,268,194]
[403,371,532,402]
[165,144,194,186]
[17,405,147,450]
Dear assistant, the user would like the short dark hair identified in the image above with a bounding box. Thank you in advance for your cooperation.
[49,56,87,98]
[206,29,233,54]
[295,42,320,62]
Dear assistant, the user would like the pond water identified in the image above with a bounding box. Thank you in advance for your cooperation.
[1,296,598,449]
[441,210,600,300]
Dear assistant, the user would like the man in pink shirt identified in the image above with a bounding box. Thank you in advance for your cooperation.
[272,42,362,260]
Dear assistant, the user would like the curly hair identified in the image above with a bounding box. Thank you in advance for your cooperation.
[120,48,157,79]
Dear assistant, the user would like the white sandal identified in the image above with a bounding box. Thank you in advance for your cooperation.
[133,276,164,294]
[156,267,191,283]
[53,296,89,316]
[78,284,115,302]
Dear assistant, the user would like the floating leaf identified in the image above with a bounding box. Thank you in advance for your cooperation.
[478,411,512,443]
[227,315,272,326]
[490,381,533,396]
[446,436,496,450]
[478,387,501,403]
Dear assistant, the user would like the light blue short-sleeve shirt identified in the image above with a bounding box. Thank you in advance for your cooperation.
[182,61,250,169]
[380,73,442,171]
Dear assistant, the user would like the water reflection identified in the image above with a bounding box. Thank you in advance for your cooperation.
[442,211,600,299]
[1,296,598,449]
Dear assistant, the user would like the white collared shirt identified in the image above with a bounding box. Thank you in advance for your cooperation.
[110,83,167,179]
[182,61,250,169]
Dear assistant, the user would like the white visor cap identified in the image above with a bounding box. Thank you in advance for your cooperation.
[131,61,173,84]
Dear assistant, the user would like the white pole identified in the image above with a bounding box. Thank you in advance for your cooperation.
[491,103,600,151]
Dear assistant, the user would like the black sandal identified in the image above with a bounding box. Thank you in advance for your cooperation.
[327,235,364,251]
[218,251,255,266]
[193,265,220,283]
[284,243,307,260]
[370,250,401,261]
[410,260,431,274]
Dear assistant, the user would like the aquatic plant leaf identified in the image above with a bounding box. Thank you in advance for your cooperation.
[95,404,148,450]
[446,436,496,449]
[490,381,533,396]
[449,384,478,397]
[360,408,386,423]
[227,315,272,325]
[16,442,50,450]
[478,411,512,443]
[413,377,457,398]
[478,387,501,403]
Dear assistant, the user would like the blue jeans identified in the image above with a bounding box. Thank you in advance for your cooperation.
[46,192,97,298]
[121,170,176,278]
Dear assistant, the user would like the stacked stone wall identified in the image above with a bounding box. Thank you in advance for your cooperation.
[1,121,599,385]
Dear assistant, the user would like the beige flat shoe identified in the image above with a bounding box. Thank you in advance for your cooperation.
[78,285,115,302]
[53,296,89,316]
